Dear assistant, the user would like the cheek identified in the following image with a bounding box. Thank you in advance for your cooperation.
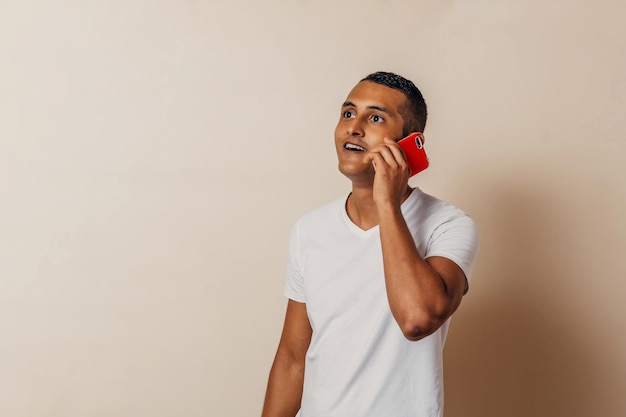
[389,124,406,141]
[333,121,345,141]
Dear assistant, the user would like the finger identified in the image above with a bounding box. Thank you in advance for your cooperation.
[362,150,383,171]
[363,149,388,171]
[382,137,407,157]
[386,143,409,169]
[372,144,402,169]
[378,138,409,169]
[367,151,387,170]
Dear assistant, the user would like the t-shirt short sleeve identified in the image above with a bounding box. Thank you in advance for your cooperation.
[425,213,480,282]
[284,223,306,302]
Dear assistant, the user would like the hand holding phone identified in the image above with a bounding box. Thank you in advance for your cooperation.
[397,132,429,177]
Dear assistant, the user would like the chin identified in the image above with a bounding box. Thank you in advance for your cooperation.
[338,162,373,181]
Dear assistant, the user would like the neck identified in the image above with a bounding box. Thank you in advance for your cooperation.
[346,185,413,230]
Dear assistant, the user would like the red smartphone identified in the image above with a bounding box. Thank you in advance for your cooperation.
[398,132,429,177]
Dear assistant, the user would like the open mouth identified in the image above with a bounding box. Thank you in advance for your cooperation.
[344,143,366,152]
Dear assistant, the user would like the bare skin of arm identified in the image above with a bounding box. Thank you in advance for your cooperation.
[261,299,312,417]
[359,138,468,341]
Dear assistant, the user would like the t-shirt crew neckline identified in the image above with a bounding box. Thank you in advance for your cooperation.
[341,188,421,238]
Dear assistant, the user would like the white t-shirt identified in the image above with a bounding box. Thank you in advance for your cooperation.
[284,188,479,417]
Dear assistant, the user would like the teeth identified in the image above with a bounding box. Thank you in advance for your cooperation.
[345,143,365,152]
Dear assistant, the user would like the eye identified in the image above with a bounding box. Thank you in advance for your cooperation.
[343,110,355,118]
[371,114,384,123]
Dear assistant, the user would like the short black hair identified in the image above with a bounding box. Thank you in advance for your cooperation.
[361,71,427,136]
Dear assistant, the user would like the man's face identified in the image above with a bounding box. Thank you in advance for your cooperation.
[334,80,407,180]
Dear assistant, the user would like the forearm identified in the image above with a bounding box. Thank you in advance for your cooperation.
[377,203,458,340]
[261,354,305,417]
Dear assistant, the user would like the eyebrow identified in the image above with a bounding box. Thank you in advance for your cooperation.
[342,101,392,115]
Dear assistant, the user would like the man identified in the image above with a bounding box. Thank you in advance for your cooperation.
[262,72,479,417]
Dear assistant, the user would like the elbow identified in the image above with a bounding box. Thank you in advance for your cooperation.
[399,320,436,341]
[398,310,449,342]
[394,293,461,341]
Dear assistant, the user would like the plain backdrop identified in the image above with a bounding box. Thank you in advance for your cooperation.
[1,1,625,416]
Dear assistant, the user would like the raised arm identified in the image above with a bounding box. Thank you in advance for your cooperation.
[378,206,468,341]
[261,299,312,417]
[366,138,469,341]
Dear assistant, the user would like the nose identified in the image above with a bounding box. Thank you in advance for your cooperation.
[346,117,364,136]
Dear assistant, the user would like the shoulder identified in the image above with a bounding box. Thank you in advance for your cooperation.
[408,188,475,225]
[292,194,348,231]
[409,189,480,278]
[405,188,479,246]
[286,194,350,263]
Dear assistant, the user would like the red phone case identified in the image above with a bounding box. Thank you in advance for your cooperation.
[398,132,429,177]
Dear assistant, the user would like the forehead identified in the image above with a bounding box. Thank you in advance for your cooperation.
[343,81,407,113]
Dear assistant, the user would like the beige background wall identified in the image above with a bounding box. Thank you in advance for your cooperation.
[1,1,625,416]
